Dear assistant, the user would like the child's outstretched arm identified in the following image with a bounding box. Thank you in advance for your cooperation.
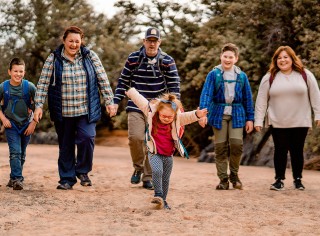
[196,107,208,128]
[180,108,208,126]
[195,107,208,119]
[125,88,150,116]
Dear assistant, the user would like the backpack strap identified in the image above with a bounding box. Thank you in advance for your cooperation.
[213,69,244,93]
[238,72,246,89]
[22,79,32,109]
[157,50,167,76]
[2,80,10,111]
[213,68,223,94]
[2,79,31,112]
[130,49,168,90]
[301,69,308,85]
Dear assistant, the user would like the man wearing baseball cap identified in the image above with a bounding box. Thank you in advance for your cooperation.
[112,27,181,191]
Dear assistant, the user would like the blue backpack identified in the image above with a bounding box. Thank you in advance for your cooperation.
[2,79,32,114]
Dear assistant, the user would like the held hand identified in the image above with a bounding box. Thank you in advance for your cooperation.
[316,120,320,127]
[33,107,43,123]
[106,104,118,117]
[254,126,262,132]
[198,117,207,128]
[245,121,254,134]
[196,107,208,118]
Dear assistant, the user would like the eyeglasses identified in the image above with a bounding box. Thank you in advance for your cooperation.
[145,39,159,44]
[159,113,175,120]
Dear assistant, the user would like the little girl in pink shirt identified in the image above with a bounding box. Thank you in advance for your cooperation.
[126,88,207,210]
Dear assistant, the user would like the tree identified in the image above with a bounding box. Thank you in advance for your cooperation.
[0,0,135,130]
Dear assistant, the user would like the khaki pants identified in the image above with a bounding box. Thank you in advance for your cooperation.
[128,112,152,181]
[213,115,243,180]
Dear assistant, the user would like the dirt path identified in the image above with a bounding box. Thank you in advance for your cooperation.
[0,142,320,236]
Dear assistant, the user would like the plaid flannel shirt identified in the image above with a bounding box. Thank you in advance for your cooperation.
[35,49,113,117]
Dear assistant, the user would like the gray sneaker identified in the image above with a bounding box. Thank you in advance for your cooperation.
[13,180,23,190]
[216,178,229,190]
[229,173,243,190]
[6,179,14,188]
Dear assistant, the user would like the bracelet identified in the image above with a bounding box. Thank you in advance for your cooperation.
[33,118,39,124]
[195,111,200,119]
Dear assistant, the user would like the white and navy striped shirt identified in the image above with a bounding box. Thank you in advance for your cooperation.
[114,47,180,112]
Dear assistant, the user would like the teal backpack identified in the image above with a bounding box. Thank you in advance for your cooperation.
[213,68,246,94]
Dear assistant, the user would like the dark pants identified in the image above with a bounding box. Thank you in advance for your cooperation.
[271,127,309,180]
[54,115,96,186]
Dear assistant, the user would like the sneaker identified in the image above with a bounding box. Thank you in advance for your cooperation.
[13,180,23,190]
[294,178,305,190]
[151,196,164,209]
[6,179,14,188]
[229,173,243,190]
[131,170,142,184]
[164,201,171,210]
[77,174,92,186]
[216,178,229,190]
[143,180,154,190]
[270,179,284,191]
[57,183,73,190]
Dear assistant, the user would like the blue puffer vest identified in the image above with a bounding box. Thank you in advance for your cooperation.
[48,45,101,123]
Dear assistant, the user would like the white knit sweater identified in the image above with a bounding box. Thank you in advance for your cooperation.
[254,69,320,128]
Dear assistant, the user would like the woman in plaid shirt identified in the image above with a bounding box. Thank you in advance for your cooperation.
[34,26,115,190]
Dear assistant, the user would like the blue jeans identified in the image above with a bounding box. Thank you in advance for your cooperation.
[5,126,31,180]
[54,115,96,186]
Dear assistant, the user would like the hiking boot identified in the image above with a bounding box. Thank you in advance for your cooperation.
[229,173,243,190]
[13,180,23,190]
[216,178,229,190]
[164,201,171,210]
[294,178,305,190]
[57,183,73,190]
[143,180,154,190]
[6,179,14,188]
[77,174,92,186]
[131,170,142,184]
[270,179,284,191]
[151,196,164,209]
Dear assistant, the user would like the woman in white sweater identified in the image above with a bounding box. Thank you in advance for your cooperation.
[254,46,320,191]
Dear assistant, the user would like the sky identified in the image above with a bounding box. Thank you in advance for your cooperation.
[87,0,192,18]
[88,0,144,18]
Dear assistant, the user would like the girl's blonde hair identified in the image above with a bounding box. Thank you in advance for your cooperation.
[269,45,304,78]
[156,93,183,114]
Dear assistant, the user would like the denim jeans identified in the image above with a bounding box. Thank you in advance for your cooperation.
[5,126,31,180]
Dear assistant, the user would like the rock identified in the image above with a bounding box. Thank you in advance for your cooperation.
[30,131,58,144]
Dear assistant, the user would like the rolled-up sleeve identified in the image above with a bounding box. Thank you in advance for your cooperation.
[34,53,55,108]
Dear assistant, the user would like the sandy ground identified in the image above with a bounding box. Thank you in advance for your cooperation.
[1,137,320,236]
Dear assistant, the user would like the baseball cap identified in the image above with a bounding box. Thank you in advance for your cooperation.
[145,27,160,39]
